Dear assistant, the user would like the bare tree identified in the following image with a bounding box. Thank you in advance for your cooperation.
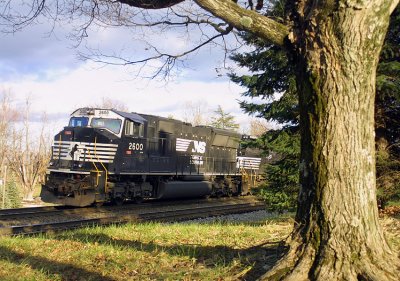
[0,90,19,207]
[92,97,130,112]
[249,118,270,137]
[0,91,16,174]
[1,0,399,279]
[181,100,209,126]
[7,99,51,201]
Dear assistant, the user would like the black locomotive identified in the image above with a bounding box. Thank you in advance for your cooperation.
[41,108,262,206]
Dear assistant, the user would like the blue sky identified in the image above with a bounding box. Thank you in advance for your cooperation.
[0,2,261,134]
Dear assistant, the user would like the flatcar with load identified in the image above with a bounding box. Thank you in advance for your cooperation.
[41,108,263,206]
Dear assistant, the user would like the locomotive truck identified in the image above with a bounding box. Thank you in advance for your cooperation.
[40,108,263,207]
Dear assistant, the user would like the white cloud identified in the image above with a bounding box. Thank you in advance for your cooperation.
[2,61,253,135]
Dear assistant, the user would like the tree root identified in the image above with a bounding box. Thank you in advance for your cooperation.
[258,237,400,281]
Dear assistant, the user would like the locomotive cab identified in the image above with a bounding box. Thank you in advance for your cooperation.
[41,108,147,206]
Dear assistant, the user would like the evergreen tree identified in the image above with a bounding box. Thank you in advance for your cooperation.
[6,181,22,208]
[258,128,300,212]
[210,105,240,131]
[229,0,300,211]
[230,1,400,211]
[0,180,22,209]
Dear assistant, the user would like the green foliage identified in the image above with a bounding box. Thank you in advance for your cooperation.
[257,129,300,212]
[230,0,300,212]
[229,44,298,124]
[210,105,240,131]
[260,188,294,213]
[0,181,22,209]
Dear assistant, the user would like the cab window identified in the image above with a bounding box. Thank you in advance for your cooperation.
[125,120,144,137]
[91,118,122,134]
[69,117,89,127]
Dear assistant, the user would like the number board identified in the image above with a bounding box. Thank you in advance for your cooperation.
[98,110,110,115]
[127,140,145,154]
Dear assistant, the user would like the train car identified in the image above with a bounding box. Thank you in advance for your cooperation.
[40,108,263,207]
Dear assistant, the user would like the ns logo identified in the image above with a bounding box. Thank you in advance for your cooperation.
[192,140,206,154]
[176,138,206,154]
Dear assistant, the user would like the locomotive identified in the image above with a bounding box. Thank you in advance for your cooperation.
[40,108,263,207]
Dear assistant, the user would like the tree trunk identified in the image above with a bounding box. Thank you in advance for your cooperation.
[24,188,34,202]
[262,0,400,280]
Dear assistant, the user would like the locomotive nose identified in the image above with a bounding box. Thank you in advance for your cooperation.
[51,126,119,168]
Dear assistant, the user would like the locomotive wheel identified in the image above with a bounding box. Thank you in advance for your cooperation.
[94,201,104,208]
[216,191,223,198]
[133,196,143,204]
[112,197,124,206]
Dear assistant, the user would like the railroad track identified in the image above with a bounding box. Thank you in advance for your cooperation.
[0,198,202,223]
[0,206,60,217]
[0,197,259,223]
[0,199,264,236]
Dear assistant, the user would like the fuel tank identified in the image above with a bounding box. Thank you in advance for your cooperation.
[157,181,212,199]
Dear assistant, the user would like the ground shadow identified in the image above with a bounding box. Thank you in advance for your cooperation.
[0,245,114,281]
[54,230,288,280]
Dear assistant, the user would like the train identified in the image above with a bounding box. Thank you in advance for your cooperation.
[40,108,263,207]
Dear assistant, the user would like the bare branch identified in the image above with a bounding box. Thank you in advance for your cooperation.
[116,0,289,45]
[80,23,234,79]
[0,0,288,79]
[194,0,289,46]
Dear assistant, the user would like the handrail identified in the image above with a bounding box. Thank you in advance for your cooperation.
[93,136,109,194]
[86,148,100,187]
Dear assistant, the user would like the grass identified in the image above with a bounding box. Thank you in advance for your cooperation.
[0,216,292,281]
[0,215,398,281]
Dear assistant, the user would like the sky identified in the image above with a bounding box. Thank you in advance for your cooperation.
[0,2,261,135]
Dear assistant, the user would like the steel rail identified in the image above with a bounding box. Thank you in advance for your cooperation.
[0,206,62,218]
[0,202,265,236]
[0,206,59,215]
[0,196,260,221]
[0,206,92,221]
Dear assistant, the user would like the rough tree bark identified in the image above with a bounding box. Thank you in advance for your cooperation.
[116,0,400,280]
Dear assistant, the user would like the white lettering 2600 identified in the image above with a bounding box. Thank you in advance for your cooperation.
[129,142,144,151]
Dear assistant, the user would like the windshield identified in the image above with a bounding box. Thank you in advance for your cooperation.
[69,117,89,127]
[91,118,122,134]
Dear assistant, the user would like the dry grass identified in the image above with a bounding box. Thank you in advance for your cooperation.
[381,215,400,254]
[0,214,398,281]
